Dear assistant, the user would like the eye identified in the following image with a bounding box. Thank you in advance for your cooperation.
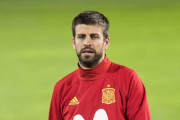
[91,35,99,39]
[78,35,85,39]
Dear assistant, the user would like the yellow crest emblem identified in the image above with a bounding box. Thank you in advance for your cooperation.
[102,85,116,104]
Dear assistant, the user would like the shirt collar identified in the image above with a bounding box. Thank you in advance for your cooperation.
[77,55,111,80]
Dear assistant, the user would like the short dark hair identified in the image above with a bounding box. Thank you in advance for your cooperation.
[72,11,109,39]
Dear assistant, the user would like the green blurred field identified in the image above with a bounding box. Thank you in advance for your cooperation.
[0,0,180,119]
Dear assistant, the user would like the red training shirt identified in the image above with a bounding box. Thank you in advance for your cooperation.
[49,56,151,120]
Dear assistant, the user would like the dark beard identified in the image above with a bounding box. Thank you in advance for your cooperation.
[76,47,103,68]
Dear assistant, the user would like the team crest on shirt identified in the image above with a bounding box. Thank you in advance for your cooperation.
[102,85,116,104]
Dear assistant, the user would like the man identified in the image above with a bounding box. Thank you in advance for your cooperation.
[49,11,151,120]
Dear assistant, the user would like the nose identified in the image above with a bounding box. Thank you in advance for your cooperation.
[84,36,91,47]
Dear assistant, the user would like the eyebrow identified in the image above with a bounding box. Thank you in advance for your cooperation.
[77,34,86,38]
[77,33,100,36]
[77,34,85,36]
[90,33,100,36]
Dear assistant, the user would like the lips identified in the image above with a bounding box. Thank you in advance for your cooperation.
[82,49,94,53]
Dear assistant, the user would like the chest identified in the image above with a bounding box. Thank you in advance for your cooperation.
[61,78,126,120]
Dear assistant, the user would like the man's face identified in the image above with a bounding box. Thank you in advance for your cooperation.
[72,24,110,68]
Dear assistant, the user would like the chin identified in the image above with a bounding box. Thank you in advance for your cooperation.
[81,56,94,62]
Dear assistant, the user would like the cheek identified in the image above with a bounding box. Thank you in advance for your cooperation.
[75,41,83,51]
[94,41,104,49]
[75,40,83,46]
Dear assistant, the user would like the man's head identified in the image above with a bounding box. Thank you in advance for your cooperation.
[72,11,110,69]
[72,11,109,40]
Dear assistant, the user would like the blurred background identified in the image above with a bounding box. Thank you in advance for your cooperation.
[0,0,179,119]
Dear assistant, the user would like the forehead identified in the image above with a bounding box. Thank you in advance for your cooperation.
[75,24,103,35]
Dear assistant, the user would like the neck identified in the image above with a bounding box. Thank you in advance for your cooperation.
[77,55,111,80]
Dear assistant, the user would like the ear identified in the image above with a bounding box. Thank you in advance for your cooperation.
[104,37,110,50]
[72,37,76,50]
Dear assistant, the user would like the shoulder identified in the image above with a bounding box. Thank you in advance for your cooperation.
[53,69,79,93]
[108,62,136,78]
[107,62,142,95]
